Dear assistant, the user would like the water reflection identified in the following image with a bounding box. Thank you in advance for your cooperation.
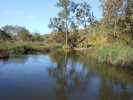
[48,50,91,100]
[0,50,133,100]
[47,50,133,100]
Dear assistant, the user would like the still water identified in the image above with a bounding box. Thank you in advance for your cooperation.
[0,50,133,100]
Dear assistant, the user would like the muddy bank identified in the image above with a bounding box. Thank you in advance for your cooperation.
[72,47,133,68]
[104,59,133,68]
[12,46,62,54]
[23,48,51,54]
[0,50,9,58]
[0,46,61,58]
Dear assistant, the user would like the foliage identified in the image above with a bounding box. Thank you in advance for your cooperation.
[62,44,71,49]
[53,30,66,44]
[0,40,62,54]
[76,1,94,47]
[99,0,133,45]
[1,25,43,42]
[0,29,11,40]
[48,0,78,45]
[92,44,133,67]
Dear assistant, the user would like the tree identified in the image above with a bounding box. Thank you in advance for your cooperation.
[55,0,78,45]
[99,0,124,38]
[33,32,41,42]
[69,16,79,46]
[18,27,31,41]
[124,0,133,39]
[32,29,41,42]
[48,17,63,35]
[2,25,16,40]
[0,29,11,40]
[76,1,94,48]
[91,19,100,36]
[48,17,66,44]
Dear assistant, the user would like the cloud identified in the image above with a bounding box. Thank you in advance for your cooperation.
[10,11,23,16]
[27,14,35,18]
[3,10,35,18]
[3,10,23,17]
[3,10,9,14]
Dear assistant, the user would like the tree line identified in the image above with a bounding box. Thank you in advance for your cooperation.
[0,25,42,42]
[99,0,133,45]
[1,0,133,47]
[48,0,133,47]
[48,0,94,47]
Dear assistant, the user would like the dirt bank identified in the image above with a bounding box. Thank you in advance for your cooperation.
[0,50,9,58]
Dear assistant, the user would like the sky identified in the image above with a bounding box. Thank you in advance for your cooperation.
[0,0,102,35]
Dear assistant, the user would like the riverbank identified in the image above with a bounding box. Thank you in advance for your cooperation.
[0,40,62,56]
[74,43,133,68]
[91,44,133,68]
[1,40,133,68]
[72,47,98,51]
[0,49,9,58]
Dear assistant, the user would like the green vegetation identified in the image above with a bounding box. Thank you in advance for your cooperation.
[62,44,71,49]
[92,44,133,67]
[0,0,133,67]
[0,40,61,54]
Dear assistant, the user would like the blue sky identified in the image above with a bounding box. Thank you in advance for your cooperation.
[0,0,102,35]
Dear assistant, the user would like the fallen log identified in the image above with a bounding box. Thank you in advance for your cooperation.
[72,47,97,51]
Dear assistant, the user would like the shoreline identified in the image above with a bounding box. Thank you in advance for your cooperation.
[1,44,133,68]
[72,47,97,51]
[0,50,9,58]
[72,45,133,68]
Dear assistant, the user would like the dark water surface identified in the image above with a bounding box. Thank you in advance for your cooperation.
[0,50,133,100]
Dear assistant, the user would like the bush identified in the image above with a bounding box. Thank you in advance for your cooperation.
[62,44,71,49]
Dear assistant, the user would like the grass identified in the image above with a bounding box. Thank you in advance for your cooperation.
[92,44,133,67]
[62,44,71,49]
[0,40,62,54]
[76,36,133,67]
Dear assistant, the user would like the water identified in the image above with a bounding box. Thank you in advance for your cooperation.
[0,50,133,100]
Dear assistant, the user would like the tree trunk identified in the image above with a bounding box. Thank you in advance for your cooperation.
[54,29,56,36]
[94,29,95,37]
[66,18,68,45]
[73,29,75,45]
[114,18,117,37]
[85,27,88,48]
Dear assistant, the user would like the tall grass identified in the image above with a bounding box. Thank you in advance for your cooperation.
[0,40,62,54]
[92,44,133,67]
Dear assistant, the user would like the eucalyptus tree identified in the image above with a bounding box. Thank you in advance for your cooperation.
[48,17,66,44]
[70,16,78,33]
[76,1,94,48]
[48,17,63,35]
[0,29,11,40]
[70,16,79,46]
[91,19,100,37]
[17,27,32,41]
[123,0,133,39]
[55,0,78,45]
[2,25,17,40]
[99,0,124,38]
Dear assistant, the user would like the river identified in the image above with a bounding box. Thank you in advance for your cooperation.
[0,49,133,100]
